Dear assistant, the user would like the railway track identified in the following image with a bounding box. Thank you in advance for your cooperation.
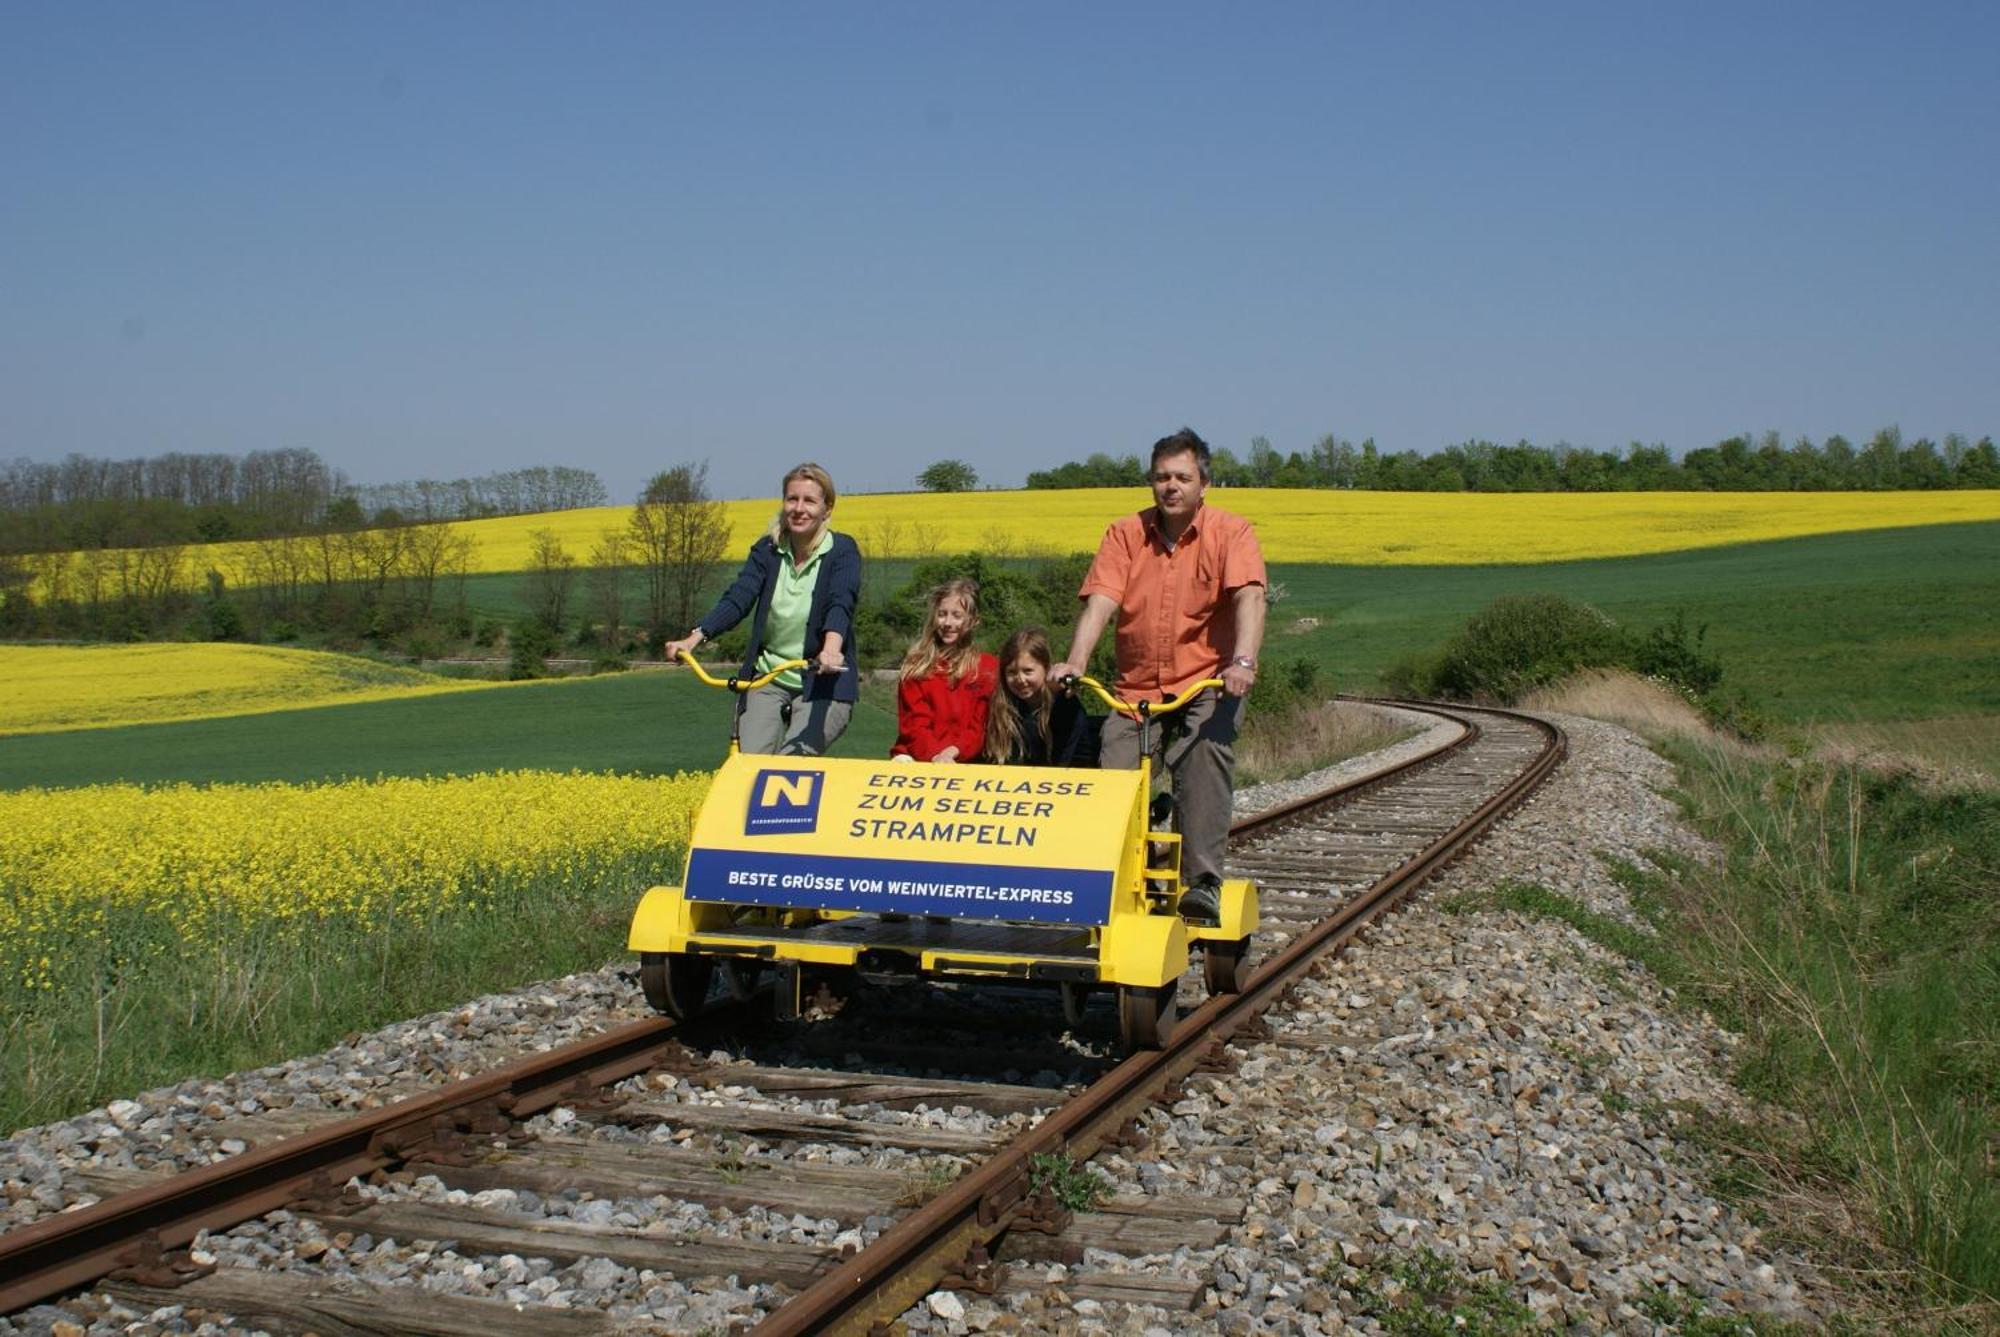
[0,700,1562,1335]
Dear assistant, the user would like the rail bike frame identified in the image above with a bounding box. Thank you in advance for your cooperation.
[628,659,1257,1050]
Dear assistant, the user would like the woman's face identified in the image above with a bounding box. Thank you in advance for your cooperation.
[1005,652,1046,701]
[933,595,973,647]
[782,478,829,537]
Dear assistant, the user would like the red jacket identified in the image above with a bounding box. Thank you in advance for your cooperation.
[892,653,998,762]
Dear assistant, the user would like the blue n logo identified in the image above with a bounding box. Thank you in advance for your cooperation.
[745,769,823,835]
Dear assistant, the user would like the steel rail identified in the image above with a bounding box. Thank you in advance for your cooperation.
[752,706,1564,1336]
[0,1016,698,1311]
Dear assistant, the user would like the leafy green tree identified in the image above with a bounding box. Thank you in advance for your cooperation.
[628,461,731,642]
[918,459,978,492]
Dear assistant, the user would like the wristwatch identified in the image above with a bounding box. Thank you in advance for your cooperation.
[1232,656,1257,671]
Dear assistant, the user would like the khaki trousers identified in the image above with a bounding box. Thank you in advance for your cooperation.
[1097,690,1243,886]
[738,683,853,756]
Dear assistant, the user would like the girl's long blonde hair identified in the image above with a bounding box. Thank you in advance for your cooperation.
[765,462,837,547]
[900,579,981,683]
[985,626,1054,764]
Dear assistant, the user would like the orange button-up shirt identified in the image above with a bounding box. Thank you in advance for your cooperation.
[1079,504,1267,701]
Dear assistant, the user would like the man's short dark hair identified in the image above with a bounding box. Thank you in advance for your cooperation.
[1150,427,1211,482]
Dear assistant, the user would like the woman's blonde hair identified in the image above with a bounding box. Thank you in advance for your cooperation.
[900,579,981,683]
[985,626,1054,764]
[765,462,838,545]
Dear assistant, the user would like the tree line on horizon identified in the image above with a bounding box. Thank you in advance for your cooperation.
[0,460,723,662]
[1023,428,2000,493]
[0,449,608,556]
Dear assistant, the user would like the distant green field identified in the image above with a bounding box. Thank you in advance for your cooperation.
[1269,520,2000,724]
[0,672,897,790]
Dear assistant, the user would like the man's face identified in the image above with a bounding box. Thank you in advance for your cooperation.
[1150,448,1208,525]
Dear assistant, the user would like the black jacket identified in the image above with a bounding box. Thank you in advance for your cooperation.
[697,532,861,702]
[1000,691,1100,767]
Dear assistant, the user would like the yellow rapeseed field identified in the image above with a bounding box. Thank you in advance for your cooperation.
[0,769,710,993]
[0,643,523,736]
[152,487,2000,578]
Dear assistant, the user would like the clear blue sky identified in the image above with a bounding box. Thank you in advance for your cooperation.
[4,2,1996,502]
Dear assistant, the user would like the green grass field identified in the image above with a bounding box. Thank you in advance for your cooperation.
[0,672,898,789]
[1268,520,2000,724]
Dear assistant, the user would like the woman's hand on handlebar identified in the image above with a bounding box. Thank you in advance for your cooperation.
[662,632,702,663]
[812,646,846,676]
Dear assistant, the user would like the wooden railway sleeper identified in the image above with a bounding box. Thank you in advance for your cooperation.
[107,1234,216,1291]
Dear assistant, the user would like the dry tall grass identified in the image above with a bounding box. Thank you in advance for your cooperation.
[1238,700,1411,784]
[1520,669,1734,746]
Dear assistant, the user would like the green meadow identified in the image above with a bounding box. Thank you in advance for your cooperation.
[0,672,898,789]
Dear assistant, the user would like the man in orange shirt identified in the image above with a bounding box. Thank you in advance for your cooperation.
[1051,428,1267,920]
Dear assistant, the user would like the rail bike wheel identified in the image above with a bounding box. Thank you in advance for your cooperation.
[640,951,713,1020]
[1059,981,1091,1029]
[1202,938,1251,996]
[1117,983,1177,1052]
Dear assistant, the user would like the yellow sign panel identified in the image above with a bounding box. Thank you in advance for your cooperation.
[683,755,1142,925]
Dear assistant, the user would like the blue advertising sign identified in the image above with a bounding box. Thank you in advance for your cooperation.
[684,848,1115,926]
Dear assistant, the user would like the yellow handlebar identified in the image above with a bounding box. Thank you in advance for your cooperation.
[674,650,812,692]
[1065,674,1225,719]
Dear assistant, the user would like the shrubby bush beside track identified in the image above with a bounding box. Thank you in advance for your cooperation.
[0,769,709,1130]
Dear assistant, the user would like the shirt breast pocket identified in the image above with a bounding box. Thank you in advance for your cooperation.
[1186,552,1222,619]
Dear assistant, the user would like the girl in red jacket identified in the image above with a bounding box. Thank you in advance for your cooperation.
[891,578,997,764]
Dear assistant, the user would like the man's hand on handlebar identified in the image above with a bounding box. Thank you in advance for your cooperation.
[1221,661,1257,698]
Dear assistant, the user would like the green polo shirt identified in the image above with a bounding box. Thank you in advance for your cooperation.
[757,528,834,691]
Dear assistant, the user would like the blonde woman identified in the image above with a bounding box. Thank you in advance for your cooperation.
[890,578,997,764]
[661,463,860,755]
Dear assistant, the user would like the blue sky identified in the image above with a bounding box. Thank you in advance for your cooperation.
[4,2,1996,502]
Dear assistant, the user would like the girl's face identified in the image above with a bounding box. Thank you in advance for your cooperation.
[1005,651,1046,701]
[933,595,973,647]
[782,479,829,536]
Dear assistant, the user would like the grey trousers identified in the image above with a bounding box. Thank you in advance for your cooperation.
[1098,690,1243,886]
[738,682,853,756]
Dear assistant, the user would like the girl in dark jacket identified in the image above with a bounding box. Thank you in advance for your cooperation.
[661,463,860,755]
[984,626,1100,767]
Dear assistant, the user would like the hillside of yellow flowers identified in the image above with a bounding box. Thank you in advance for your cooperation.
[54,487,2000,584]
[0,643,521,736]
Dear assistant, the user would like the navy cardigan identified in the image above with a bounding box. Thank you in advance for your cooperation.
[697,532,861,702]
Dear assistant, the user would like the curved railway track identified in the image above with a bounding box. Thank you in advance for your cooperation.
[0,700,1563,1335]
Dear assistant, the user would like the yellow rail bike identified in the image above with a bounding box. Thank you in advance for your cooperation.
[629,656,1257,1050]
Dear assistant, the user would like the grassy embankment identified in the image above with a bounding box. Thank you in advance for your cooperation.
[1441,667,1998,1328]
